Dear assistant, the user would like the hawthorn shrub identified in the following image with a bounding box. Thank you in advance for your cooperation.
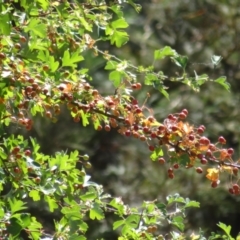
[0,0,238,239]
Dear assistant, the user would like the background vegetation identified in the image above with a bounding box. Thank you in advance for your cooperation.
[0,0,240,239]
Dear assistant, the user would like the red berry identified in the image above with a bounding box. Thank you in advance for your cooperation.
[196,154,203,160]
[199,137,210,145]
[104,125,111,132]
[168,172,174,179]
[158,158,165,164]
[148,116,155,122]
[35,177,41,183]
[151,132,157,138]
[218,136,226,144]
[196,167,203,174]
[149,145,155,151]
[136,83,142,89]
[143,126,149,133]
[125,118,131,125]
[227,148,234,155]
[45,111,52,118]
[167,114,175,120]
[131,83,137,89]
[201,158,208,164]
[179,112,187,119]
[208,144,216,151]
[125,130,131,137]
[133,125,139,131]
[168,168,173,173]
[24,150,31,156]
[188,135,195,141]
[12,146,20,155]
[206,149,213,158]
[135,108,142,114]
[140,135,146,141]
[158,125,165,132]
[131,99,138,105]
[197,127,205,134]
[171,125,178,132]
[211,181,218,188]
[232,184,240,192]
[182,109,188,116]
[14,167,20,174]
[173,163,179,169]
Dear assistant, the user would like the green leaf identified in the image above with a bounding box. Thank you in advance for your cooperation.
[80,110,89,127]
[20,213,31,228]
[36,0,49,11]
[150,147,163,161]
[29,190,41,201]
[8,199,27,214]
[62,49,84,68]
[80,192,97,201]
[6,218,22,237]
[49,56,59,72]
[172,55,188,69]
[105,60,119,70]
[111,31,129,48]
[154,46,177,60]
[113,219,125,230]
[0,10,11,35]
[144,73,159,85]
[89,203,104,220]
[215,76,230,92]
[112,19,129,29]
[155,203,167,215]
[217,222,234,240]
[109,71,123,87]
[185,200,200,208]
[109,197,125,216]
[70,236,86,240]
[172,216,185,232]
[125,214,140,226]
[24,18,47,38]
[159,88,169,99]
[44,195,58,212]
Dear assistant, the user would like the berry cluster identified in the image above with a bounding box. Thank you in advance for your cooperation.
[1,58,239,193]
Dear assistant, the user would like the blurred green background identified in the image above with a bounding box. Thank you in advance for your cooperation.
[10,0,240,238]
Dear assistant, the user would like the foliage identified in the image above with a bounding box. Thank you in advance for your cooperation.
[0,0,238,239]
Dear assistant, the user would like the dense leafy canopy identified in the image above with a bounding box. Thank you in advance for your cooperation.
[0,0,239,239]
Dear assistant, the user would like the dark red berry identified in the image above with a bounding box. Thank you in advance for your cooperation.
[173,163,179,169]
[211,181,218,188]
[125,130,131,137]
[201,158,208,164]
[189,135,195,141]
[168,172,174,179]
[149,145,155,151]
[227,148,234,155]
[104,125,111,132]
[182,109,188,116]
[150,132,157,138]
[24,150,31,156]
[196,167,203,174]
[179,112,187,119]
[158,158,165,164]
[218,136,226,144]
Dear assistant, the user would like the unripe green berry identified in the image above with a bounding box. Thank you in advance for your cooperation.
[83,154,89,161]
